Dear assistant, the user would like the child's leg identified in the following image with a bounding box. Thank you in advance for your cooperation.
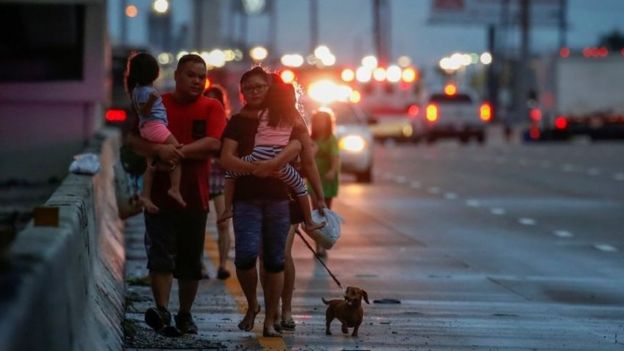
[218,179,235,223]
[163,134,186,207]
[140,157,160,213]
[277,163,325,232]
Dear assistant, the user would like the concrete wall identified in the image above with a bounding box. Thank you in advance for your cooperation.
[0,128,125,351]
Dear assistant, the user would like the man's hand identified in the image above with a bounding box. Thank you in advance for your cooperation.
[157,144,184,167]
[314,198,328,215]
[252,159,279,177]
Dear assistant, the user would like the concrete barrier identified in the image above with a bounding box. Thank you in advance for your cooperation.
[0,128,126,351]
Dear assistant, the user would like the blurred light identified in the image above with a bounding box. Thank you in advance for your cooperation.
[621,48,624,57]
[397,55,411,67]
[460,53,472,66]
[308,80,339,104]
[280,69,296,84]
[470,53,479,64]
[444,83,457,96]
[402,125,413,137]
[233,49,244,61]
[356,66,372,83]
[386,65,402,83]
[281,54,304,67]
[555,116,568,129]
[373,67,386,81]
[339,135,366,153]
[530,107,542,121]
[480,102,492,122]
[320,53,336,66]
[559,47,570,58]
[401,67,417,83]
[361,55,378,69]
[249,46,268,61]
[105,109,127,123]
[530,127,541,140]
[407,104,419,117]
[598,47,609,57]
[207,49,226,67]
[152,0,169,14]
[480,52,493,65]
[314,45,331,58]
[426,104,438,122]
[224,49,236,62]
[125,5,138,17]
[341,68,355,82]
[204,78,211,90]
[349,90,361,104]
[176,51,189,61]
[157,52,173,65]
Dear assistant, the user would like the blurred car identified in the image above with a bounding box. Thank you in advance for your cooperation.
[416,90,491,144]
[302,98,374,183]
[368,104,421,142]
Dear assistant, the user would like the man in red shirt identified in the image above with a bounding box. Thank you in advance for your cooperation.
[127,54,226,335]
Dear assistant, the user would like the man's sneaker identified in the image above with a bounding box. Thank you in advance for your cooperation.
[175,312,198,334]
[145,306,171,331]
[217,267,231,280]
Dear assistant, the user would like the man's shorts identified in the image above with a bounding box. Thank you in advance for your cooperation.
[144,209,208,280]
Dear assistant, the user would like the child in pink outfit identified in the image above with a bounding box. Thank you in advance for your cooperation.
[126,52,186,212]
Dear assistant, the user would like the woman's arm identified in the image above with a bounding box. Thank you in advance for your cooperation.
[220,138,256,173]
[251,139,302,177]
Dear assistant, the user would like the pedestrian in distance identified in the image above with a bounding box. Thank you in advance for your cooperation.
[126,54,226,336]
[220,66,315,337]
[219,73,325,234]
[201,84,232,280]
[309,110,340,257]
[125,52,186,212]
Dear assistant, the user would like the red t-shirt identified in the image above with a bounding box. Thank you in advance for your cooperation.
[150,93,226,211]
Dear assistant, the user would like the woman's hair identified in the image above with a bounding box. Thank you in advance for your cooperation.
[124,52,159,95]
[204,84,231,116]
[310,110,335,140]
[264,73,299,127]
[239,66,269,87]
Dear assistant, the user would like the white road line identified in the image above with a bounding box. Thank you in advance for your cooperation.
[614,173,624,181]
[409,181,421,189]
[587,168,601,176]
[466,199,481,207]
[594,244,618,252]
[428,187,440,194]
[395,176,407,184]
[444,192,458,200]
[518,218,537,226]
[490,208,506,215]
[562,164,576,172]
[540,161,551,168]
[553,230,574,238]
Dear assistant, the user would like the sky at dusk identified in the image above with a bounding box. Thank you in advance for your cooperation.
[108,0,624,68]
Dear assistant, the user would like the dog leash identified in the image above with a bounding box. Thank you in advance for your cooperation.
[295,229,343,289]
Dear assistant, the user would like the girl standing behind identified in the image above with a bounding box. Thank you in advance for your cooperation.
[309,110,340,257]
[125,52,186,212]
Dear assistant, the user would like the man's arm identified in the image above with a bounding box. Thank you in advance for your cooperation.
[179,137,221,160]
[125,115,184,167]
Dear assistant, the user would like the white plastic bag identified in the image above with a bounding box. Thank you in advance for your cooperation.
[68,153,101,175]
[309,208,343,249]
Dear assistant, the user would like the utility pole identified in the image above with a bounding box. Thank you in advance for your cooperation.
[120,0,127,44]
[309,0,318,54]
[372,0,390,65]
[269,0,277,56]
[517,0,531,124]
[558,0,567,49]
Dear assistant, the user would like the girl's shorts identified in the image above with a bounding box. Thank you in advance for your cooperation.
[140,120,172,143]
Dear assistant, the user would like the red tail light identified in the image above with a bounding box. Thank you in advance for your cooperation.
[426,104,438,122]
[530,108,542,122]
[105,109,127,123]
[554,115,568,129]
[480,102,492,122]
[407,104,419,117]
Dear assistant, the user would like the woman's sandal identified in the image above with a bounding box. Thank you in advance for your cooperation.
[237,305,261,332]
[280,318,296,331]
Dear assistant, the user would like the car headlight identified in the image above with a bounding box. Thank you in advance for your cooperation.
[339,135,366,152]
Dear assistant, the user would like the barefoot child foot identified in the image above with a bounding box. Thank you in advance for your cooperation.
[140,196,160,213]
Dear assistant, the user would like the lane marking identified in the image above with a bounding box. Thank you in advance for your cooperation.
[518,218,537,226]
[395,175,407,184]
[444,192,458,200]
[562,164,575,172]
[614,173,624,181]
[594,244,618,252]
[466,199,481,207]
[428,187,440,194]
[553,230,574,238]
[540,161,551,168]
[587,168,601,176]
[409,181,421,189]
[490,208,506,215]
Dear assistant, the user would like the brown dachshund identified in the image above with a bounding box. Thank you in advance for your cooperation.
[322,286,369,337]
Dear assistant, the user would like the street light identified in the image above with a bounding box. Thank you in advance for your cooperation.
[125,5,138,18]
[152,0,169,14]
[249,46,268,62]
